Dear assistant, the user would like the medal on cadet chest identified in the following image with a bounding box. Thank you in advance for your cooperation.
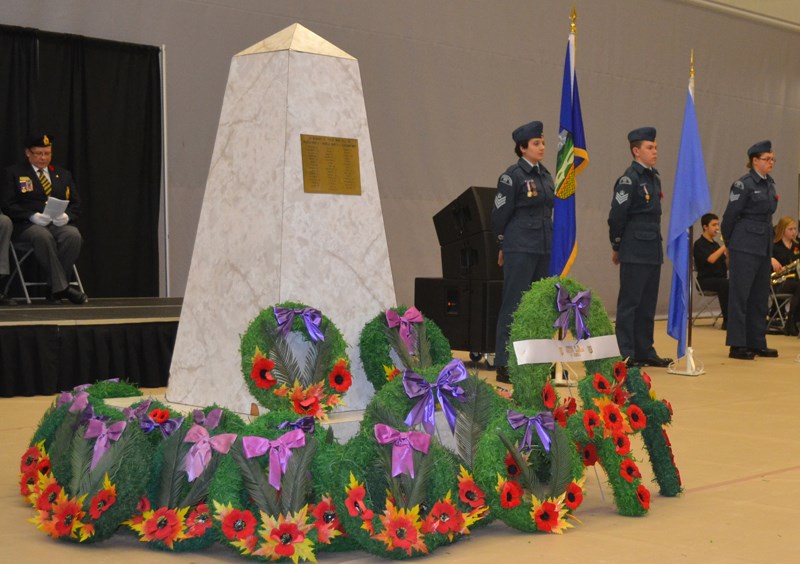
[642,185,650,203]
[526,180,538,198]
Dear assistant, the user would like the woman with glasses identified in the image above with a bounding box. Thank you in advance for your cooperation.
[721,140,779,359]
[770,215,800,335]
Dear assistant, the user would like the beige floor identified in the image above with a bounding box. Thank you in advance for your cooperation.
[3,320,800,563]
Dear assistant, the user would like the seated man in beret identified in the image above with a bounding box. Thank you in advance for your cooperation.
[1,134,87,304]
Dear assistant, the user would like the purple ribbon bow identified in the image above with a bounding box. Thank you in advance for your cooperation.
[192,408,222,430]
[73,378,119,392]
[506,410,555,453]
[277,416,316,434]
[241,429,306,490]
[273,306,324,342]
[140,415,184,438]
[403,359,468,435]
[553,284,592,341]
[122,399,153,422]
[68,391,90,413]
[182,425,238,482]
[84,418,127,470]
[374,424,431,478]
[386,307,424,354]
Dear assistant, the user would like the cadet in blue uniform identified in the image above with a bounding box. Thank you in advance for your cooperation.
[721,140,779,359]
[608,127,671,368]
[491,120,555,383]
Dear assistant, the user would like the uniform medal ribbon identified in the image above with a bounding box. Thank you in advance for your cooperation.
[403,358,468,434]
[553,283,592,341]
[182,424,238,482]
[84,418,127,470]
[374,423,431,478]
[506,410,555,453]
[273,306,325,342]
[241,429,306,490]
[385,307,424,354]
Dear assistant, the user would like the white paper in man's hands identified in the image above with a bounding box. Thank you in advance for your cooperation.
[43,197,68,220]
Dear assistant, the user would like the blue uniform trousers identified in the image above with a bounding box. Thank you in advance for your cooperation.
[616,262,660,360]
[726,249,769,349]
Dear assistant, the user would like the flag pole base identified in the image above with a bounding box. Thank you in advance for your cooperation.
[667,346,704,376]
[551,361,577,387]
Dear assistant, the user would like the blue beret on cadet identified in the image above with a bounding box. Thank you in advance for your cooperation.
[627,127,656,143]
[747,140,771,158]
[26,133,53,148]
[512,121,544,144]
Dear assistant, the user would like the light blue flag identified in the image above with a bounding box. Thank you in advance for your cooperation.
[667,78,712,359]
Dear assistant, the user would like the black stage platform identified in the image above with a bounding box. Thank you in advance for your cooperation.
[0,297,181,397]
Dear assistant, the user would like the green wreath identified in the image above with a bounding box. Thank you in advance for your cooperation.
[241,302,351,419]
[358,306,452,392]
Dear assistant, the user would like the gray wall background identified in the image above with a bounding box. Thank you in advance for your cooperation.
[3,0,798,319]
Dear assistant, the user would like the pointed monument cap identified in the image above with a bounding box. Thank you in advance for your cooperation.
[237,23,355,60]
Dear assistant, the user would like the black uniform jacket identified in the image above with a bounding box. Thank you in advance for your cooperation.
[721,170,777,257]
[607,161,663,265]
[2,162,81,223]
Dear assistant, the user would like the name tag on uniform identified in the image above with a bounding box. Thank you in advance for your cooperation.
[18,176,33,193]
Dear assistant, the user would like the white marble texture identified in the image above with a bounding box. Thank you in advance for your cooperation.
[167,26,396,414]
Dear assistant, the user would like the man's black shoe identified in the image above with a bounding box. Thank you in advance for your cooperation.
[729,346,755,360]
[635,356,672,368]
[0,292,17,306]
[64,286,89,305]
[748,347,778,358]
[45,289,63,304]
[496,366,510,384]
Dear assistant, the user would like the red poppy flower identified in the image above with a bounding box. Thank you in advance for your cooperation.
[185,504,212,537]
[613,429,631,456]
[345,483,374,521]
[602,402,623,430]
[542,382,556,409]
[293,394,321,417]
[251,357,277,390]
[376,503,425,555]
[19,470,37,497]
[662,429,672,447]
[221,508,257,540]
[663,399,673,417]
[137,496,151,513]
[142,507,184,547]
[611,386,631,406]
[636,484,651,509]
[619,458,641,483]
[626,405,647,430]
[149,408,170,424]
[311,497,342,543]
[563,397,577,416]
[328,359,352,392]
[533,500,560,532]
[564,482,583,511]
[52,496,85,538]
[593,373,611,394]
[428,498,465,535]
[499,479,524,509]
[458,476,486,508]
[613,361,627,383]
[583,410,600,438]
[36,482,62,513]
[504,452,521,477]
[89,488,116,519]
[36,457,51,476]
[581,443,598,466]
[553,406,567,428]
[20,444,43,473]
[270,522,306,557]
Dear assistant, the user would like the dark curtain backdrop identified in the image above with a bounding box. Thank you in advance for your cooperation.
[0,24,161,297]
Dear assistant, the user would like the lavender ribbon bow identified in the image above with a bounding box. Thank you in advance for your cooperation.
[553,283,592,341]
[73,378,119,392]
[57,390,89,411]
[385,307,424,354]
[277,416,316,434]
[182,425,238,482]
[84,418,127,470]
[506,410,555,453]
[374,424,431,478]
[192,408,222,430]
[123,399,153,422]
[140,415,184,438]
[273,306,324,342]
[403,359,468,434]
[241,429,306,490]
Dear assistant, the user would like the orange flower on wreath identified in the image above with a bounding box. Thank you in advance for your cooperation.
[593,396,632,437]
[457,466,486,509]
[185,503,213,538]
[253,506,316,562]
[311,496,343,544]
[328,359,352,393]
[383,364,401,381]
[251,348,277,390]
[34,489,87,539]
[288,382,325,419]
[531,494,573,534]
[372,499,428,556]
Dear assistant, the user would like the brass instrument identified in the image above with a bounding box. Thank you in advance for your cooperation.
[771,258,800,286]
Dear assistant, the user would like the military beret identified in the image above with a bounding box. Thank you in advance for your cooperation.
[512,121,544,144]
[627,127,656,143]
[26,133,53,148]
[747,140,771,158]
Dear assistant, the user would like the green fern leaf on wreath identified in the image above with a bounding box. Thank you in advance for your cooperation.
[305,324,335,388]
[229,439,280,516]
[270,328,305,387]
[280,438,318,514]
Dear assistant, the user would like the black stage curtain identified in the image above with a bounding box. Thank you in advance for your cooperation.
[0,322,176,397]
[0,25,162,297]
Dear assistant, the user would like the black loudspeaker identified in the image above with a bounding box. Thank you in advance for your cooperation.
[414,277,470,351]
[440,230,503,280]
[469,280,502,353]
[433,186,496,246]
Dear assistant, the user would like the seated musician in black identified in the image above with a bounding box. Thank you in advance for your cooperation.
[770,215,800,335]
[693,213,728,329]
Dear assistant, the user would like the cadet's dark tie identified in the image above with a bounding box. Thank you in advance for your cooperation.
[37,169,52,196]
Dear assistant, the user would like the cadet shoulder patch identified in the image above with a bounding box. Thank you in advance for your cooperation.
[733,180,744,190]
[618,176,632,186]
[500,174,513,186]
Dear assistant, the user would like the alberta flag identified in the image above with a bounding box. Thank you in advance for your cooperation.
[549,28,588,277]
[666,73,712,359]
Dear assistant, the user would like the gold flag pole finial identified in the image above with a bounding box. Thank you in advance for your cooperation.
[690,49,695,79]
[570,7,577,34]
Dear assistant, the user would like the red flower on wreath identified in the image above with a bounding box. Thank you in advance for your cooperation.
[499,479,524,509]
[663,398,674,417]
[613,361,627,383]
[583,410,600,438]
[20,444,44,474]
[270,521,306,557]
[328,359,352,393]
[563,397,577,416]
[251,356,277,390]
[142,507,185,548]
[593,373,611,394]
[458,467,486,509]
[20,470,38,499]
[611,386,631,406]
[311,497,342,544]
[564,481,584,511]
[426,496,465,536]
[601,402,624,431]
[289,383,324,418]
[89,488,116,519]
[542,382,556,409]
[580,443,598,466]
[149,408,170,424]
[345,474,374,521]
[504,452,521,478]
[641,371,652,390]
[636,484,651,509]
[619,458,641,483]
[221,508,257,540]
[553,406,567,428]
[51,493,86,538]
[373,500,427,556]
[36,481,62,513]
[626,405,647,430]
[613,429,631,456]
[185,503,213,537]
[533,499,561,532]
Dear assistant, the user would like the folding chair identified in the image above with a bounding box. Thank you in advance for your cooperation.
[3,242,84,304]
[767,283,793,334]
[692,271,722,327]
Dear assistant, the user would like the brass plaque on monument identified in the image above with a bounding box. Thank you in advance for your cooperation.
[300,134,361,195]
